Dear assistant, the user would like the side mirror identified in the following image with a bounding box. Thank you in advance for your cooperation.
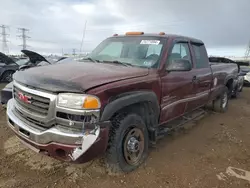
[166,59,192,72]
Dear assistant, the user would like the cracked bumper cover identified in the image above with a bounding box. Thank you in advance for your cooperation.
[6,98,110,163]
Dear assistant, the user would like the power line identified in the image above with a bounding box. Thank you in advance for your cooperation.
[17,27,30,50]
[0,25,9,54]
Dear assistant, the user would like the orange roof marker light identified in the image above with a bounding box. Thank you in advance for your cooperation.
[113,34,118,36]
[159,32,165,35]
[125,31,144,35]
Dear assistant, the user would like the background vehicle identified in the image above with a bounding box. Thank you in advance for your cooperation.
[0,56,76,106]
[0,50,61,83]
[6,32,235,174]
[0,52,20,82]
[18,50,53,71]
[236,63,250,86]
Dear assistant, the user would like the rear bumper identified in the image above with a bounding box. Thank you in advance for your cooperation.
[6,99,110,163]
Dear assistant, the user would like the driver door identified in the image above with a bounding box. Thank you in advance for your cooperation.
[160,41,195,123]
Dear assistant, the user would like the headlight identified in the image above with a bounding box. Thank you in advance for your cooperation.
[57,93,101,110]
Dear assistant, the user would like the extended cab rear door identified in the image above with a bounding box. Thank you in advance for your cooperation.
[185,42,213,110]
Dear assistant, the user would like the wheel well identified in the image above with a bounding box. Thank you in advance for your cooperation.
[226,79,234,92]
[111,102,158,140]
[3,70,15,73]
[1,70,15,79]
[2,70,15,76]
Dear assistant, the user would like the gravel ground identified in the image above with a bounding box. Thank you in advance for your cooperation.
[1,85,250,188]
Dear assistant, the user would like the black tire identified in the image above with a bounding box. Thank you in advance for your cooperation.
[231,91,239,99]
[213,86,228,113]
[231,86,240,99]
[1,71,14,82]
[105,113,149,174]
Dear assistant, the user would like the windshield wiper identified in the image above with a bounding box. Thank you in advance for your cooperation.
[82,57,100,63]
[103,60,133,67]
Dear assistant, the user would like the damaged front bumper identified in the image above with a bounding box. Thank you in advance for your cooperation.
[6,98,110,162]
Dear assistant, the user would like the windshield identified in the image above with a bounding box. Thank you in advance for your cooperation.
[86,36,166,68]
[15,58,29,66]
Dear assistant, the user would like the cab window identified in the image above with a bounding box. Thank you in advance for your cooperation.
[192,43,209,69]
[167,42,191,66]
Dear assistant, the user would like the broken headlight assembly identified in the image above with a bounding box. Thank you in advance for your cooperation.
[57,93,101,110]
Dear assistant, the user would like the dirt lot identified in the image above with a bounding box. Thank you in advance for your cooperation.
[1,85,250,188]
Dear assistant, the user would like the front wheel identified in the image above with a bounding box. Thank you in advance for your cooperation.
[105,113,149,174]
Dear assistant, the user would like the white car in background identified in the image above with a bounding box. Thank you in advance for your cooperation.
[240,66,250,85]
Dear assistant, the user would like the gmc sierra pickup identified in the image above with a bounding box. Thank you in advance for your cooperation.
[6,32,237,174]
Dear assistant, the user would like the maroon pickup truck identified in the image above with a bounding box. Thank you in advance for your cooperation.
[6,32,238,174]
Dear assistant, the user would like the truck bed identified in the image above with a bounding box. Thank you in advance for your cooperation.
[209,62,238,100]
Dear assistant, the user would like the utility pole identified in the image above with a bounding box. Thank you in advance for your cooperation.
[244,40,250,60]
[72,48,76,56]
[79,20,87,54]
[17,28,30,50]
[0,25,9,54]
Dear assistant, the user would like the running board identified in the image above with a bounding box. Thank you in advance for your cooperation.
[155,108,206,141]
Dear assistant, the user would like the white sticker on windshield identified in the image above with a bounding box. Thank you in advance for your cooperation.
[140,40,160,45]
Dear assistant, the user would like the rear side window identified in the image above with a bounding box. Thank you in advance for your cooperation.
[192,44,208,69]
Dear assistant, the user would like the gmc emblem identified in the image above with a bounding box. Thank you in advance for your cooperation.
[18,92,31,104]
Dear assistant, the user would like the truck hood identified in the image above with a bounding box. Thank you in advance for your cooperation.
[13,61,149,93]
[21,50,50,64]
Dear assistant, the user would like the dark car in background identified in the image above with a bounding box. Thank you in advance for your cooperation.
[0,49,54,83]
[0,55,75,107]
[0,52,20,82]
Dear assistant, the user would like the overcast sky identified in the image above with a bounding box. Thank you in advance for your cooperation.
[0,0,250,56]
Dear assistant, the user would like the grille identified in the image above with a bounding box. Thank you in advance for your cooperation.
[13,85,50,116]
[14,107,48,131]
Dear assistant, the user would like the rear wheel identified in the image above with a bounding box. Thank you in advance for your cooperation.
[213,87,228,113]
[105,113,149,174]
[231,85,240,99]
[238,82,243,92]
